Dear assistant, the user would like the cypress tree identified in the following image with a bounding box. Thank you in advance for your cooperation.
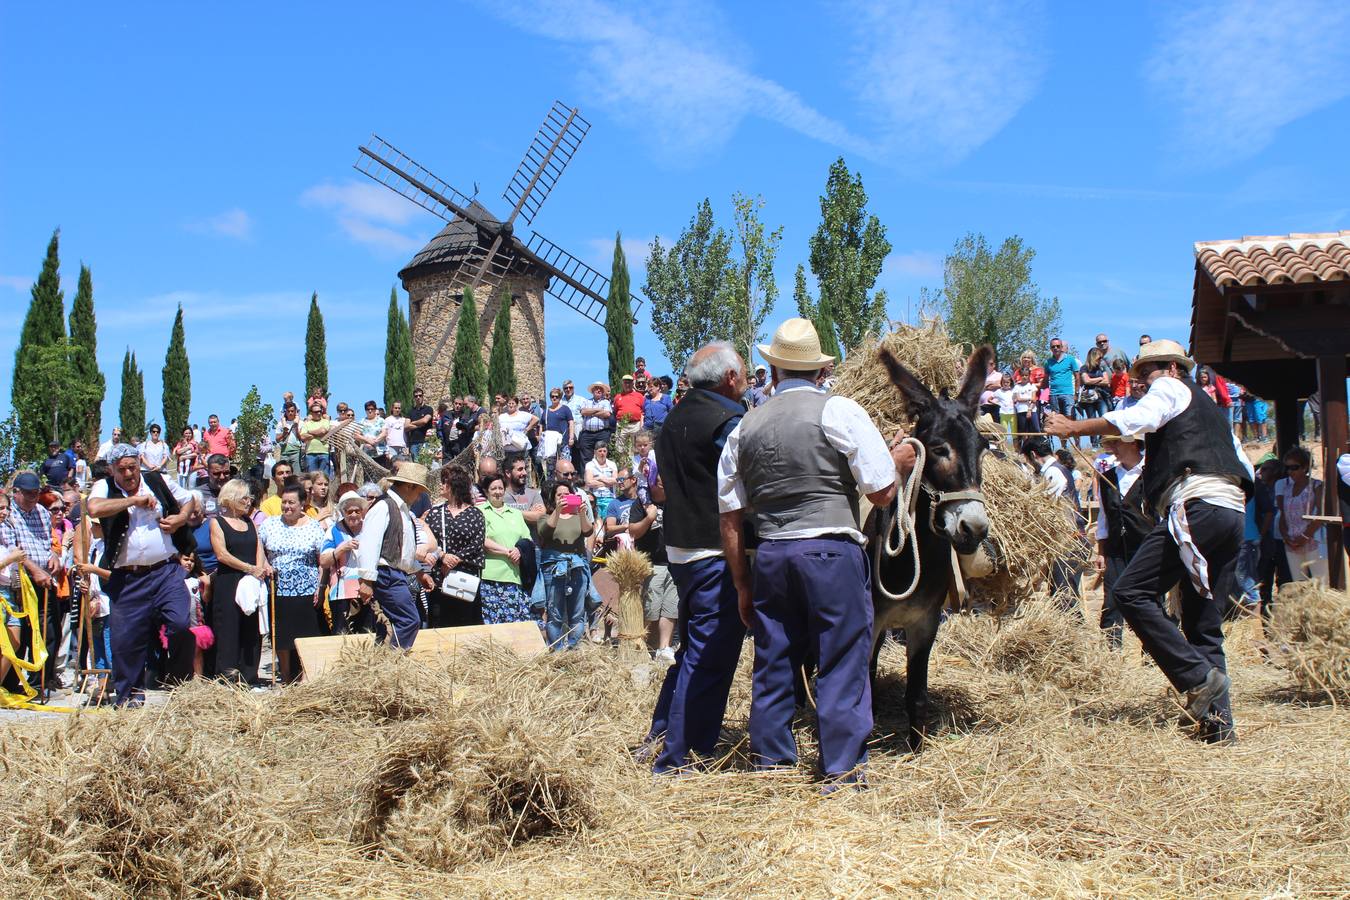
[120,349,146,438]
[304,291,329,399]
[449,286,487,402]
[486,293,516,399]
[12,229,67,459]
[383,286,415,411]
[67,263,105,447]
[161,304,191,437]
[605,231,635,389]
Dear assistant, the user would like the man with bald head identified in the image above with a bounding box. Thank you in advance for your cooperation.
[472,455,499,503]
[641,340,750,774]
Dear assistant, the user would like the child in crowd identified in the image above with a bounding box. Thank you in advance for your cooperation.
[993,374,1017,441]
[181,551,214,676]
[1109,358,1130,408]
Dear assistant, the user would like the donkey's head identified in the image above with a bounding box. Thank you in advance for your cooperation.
[878,345,993,554]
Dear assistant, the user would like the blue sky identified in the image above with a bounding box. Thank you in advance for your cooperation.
[3,1,1348,433]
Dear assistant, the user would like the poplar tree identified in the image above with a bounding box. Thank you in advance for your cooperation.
[304,292,328,399]
[793,264,841,362]
[120,350,146,438]
[449,286,487,401]
[161,304,191,437]
[486,293,517,399]
[383,287,415,411]
[12,229,67,459]
[605,232,635,389]
[67,263,105,447]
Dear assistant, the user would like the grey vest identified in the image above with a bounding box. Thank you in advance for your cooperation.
[736,389,859,539]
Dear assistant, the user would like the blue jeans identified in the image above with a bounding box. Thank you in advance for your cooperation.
[542,560,588,650]
[304,452,332,476]
[1235,539,1261,607]
[1049,393,1077,449]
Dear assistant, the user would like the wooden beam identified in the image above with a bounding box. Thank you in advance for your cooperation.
[1274,389,1302,457]
[1318,354,1347,589]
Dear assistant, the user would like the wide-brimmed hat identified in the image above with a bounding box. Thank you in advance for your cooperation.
[1100,432,1138,444]
[337,490,368,511]
[386,462,430,492]
[589,380,609,394]
[757,318,835,370]
[1130,339,1194,376]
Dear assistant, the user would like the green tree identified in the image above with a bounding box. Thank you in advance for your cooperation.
[161,304,191,438]
[67,263,105,447]
[645,196,781,368]
[12,229,67,459]
[926,233,1063,367]
[0,413,20,484]
[233,385,275,471]
[449,286,487,401]
[383,287,416,411]
[304,291,329,399]
[805,157,892,356]
[119,349,146,438]
[793,264,840,361]
[28,343,102,451]
[487,292,517,399]
[605,232,635,388]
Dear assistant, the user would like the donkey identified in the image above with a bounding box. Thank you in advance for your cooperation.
[866,345,993,751]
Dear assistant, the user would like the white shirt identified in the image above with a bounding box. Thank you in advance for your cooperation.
[1039,457,1070,497]
[1095,460,1144,540]
[992,387,1016,415]
[96,439,116,461]
[384,416,408,449]
[586,458,617,499]
[499,411,534,450]
[89,475,194,567]
[717,380,895,544]
[563,392,587,425]
[1102,375,1252,513]
[140,438,170,470]
[354,491,418,579]
[1012,381,1037,413]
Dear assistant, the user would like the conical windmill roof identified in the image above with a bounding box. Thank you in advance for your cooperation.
[398,200,537,280]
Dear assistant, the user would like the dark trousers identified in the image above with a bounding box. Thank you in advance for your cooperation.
[373,567,420,650]
[647,557,747,773]
[575,427,611,470]
[1113,501,1242,730]
[211,583,260,683]
[1101,555,1128,649]
[750,537,873,779]
[106,560,194,705]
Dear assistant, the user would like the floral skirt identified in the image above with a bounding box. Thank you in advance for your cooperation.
[478,580,532,625]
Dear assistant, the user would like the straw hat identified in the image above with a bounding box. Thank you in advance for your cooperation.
[757,317,835,370]
[1130,339,1194,376]
[589,380,609,394]
[386,462,430,491]
[1100,432,1138,444]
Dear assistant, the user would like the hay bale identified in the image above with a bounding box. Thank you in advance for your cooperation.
[983,598,1121,693]
[1271,581,1350,700]
[831,317,966,435]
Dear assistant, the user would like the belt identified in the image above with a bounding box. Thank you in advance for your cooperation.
[584,425,610,432]
[116,557,175,575]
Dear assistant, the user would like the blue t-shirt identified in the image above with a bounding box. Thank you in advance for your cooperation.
[1043,354,1080,397]
[643,394,673,428]
[544,404,573,435]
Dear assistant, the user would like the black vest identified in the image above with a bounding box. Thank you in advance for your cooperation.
[1098,465,1154,559]
[655,389,742,551]
[1141,378,1251,513]
[1051,460,1086,530]
[98,471,196,569]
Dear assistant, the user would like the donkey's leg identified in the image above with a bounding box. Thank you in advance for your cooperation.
[904,609,941,753]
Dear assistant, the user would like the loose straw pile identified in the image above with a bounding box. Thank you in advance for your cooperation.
[1271,581,1350,701]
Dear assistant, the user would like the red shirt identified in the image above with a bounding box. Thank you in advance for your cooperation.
[1110,371,1129,398]
[201,426,235,458]
[612,389,646,425]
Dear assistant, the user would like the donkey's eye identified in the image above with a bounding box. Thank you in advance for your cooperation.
[931,444,951,458]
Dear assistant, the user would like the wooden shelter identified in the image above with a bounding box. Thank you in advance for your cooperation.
[1190,231,1349,587]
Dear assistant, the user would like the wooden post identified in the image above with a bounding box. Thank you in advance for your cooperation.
[1274,390,1301,456]
[1317,354,1347,589]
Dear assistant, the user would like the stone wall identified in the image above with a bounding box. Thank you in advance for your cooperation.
[402,268,548,402]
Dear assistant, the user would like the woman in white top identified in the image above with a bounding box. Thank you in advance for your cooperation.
[384,401,410,461]
[1274,445,1326,583]
[139,424,171,474]
[584,441,618,518]
[1012,375,1039,436]
[498,396,540,459]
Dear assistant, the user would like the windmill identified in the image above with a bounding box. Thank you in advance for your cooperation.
[355,101,641,400]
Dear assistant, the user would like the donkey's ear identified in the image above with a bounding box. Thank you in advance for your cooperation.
[956,345,995,413]
[879,347,936,417]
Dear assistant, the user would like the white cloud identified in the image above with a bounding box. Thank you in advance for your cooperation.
[884,250,943,280]
[844,0,1047,166]
[490,0,878,162]
[301,180,432,257]
[1146,0,1350,164]
[184,208,253,239]
[0,275,29,291]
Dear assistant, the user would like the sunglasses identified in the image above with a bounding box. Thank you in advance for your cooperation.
[1095,339,1109,344]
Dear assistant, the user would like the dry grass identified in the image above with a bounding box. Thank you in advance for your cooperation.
[3,605,1350,898]
[1271,581,1350,701]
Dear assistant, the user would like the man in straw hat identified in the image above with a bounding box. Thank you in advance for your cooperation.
[1045,338,1253,742]
[576,381,612,470]
[641,340,750,773]
[719,318,899,785]
[354,462,430,649]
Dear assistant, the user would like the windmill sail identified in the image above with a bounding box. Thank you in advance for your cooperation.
[522,232,644,327]
[503,103,591,227]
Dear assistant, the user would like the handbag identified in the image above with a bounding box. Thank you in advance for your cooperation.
[437,509,480,602]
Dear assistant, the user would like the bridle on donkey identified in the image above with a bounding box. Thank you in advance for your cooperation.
[871,436,987,603]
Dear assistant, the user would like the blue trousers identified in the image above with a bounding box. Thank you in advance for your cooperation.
[373,567,420,649]
[1049,393,1077,449]
[106,560,193,705]
[647,557,746,774]
[304,452,332,476]
[750,537,873,779]
[543,562,587,650]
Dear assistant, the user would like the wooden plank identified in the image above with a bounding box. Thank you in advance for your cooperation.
[294,622,547,680]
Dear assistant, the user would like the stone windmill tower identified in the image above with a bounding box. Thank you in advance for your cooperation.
[356,102,641,401]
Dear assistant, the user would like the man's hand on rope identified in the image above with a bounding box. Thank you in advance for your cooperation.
[890,428,917,478]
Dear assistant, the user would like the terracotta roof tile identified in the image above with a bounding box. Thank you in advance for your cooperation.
[1194,230,1350,288]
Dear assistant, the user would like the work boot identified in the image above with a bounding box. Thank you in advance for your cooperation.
[1183,667,1230,723]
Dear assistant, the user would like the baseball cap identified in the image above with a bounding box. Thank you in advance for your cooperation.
[13,472,41,491]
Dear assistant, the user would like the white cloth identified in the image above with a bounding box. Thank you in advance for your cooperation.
[354,491,418,580]
[499,411,534,451]
[1095,460,1144,540]
[536,430,563,460]
[717,379,896,544]
[234,574,266,615]
[89,475,193,567]
[1102,375,1251,513]
[665,546,723,564]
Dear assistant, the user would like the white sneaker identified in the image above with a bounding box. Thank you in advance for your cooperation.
[655,647,676,665]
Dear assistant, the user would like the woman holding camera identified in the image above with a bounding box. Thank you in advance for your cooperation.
[537,478,595,650]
